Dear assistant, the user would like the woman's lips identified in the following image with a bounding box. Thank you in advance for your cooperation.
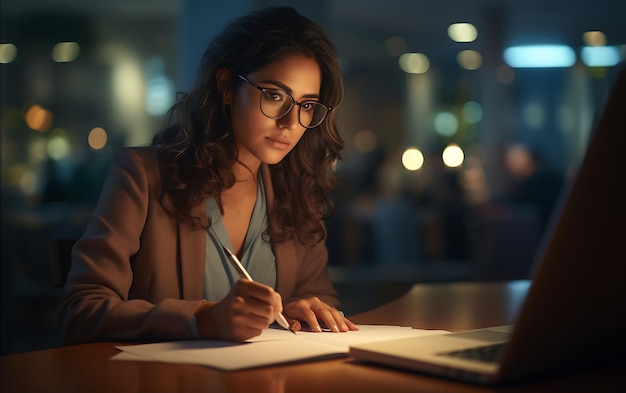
[266,136,290,150]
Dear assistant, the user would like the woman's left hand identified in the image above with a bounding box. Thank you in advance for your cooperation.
[283,297,359,333]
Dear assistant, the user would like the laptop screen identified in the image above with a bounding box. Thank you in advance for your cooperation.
[499,64,626,381]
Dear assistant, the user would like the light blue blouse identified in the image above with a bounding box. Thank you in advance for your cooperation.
[202,175,276,302]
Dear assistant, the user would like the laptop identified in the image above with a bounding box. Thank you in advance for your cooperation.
[349,64,626,385]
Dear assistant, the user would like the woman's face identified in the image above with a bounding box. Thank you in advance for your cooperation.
[229,54,322,167]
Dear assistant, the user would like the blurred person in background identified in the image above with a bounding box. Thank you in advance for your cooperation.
[503,143,564,229]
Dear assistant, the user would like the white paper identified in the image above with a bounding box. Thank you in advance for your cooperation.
[113,325,448,370]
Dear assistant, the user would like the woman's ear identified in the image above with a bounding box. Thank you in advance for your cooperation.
[216,68,233,104]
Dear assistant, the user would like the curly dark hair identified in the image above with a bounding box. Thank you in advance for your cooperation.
[152,6,344,245]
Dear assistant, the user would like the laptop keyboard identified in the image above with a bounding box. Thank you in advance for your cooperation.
[439,343,507,364]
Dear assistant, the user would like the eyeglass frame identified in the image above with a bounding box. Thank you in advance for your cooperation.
[237,74,332,129]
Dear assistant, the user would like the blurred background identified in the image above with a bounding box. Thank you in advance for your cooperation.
[1,0,625,354]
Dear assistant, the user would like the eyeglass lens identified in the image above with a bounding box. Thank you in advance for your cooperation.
[260,90,327,128]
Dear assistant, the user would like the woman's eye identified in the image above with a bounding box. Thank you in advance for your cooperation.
[301,102,316,112]
[265,91,284,102]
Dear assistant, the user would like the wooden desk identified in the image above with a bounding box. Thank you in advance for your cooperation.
[2,281,625,392]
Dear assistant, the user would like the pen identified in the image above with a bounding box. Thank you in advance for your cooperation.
[223,246,296,334]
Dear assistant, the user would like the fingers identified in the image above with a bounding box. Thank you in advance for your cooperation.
[226,296,267,339]
[197,280,285,342]
[288,319,302,332]
[315,307,359,333]
[314,307,343,332]
[232,279,283,314]
[301,308,324,332]
[232,281,286,333]
[284,297,360,333]
[230,295,274,328]
[198,296,267,342]
[343,316,360,331]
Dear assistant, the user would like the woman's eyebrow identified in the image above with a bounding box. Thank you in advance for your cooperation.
[259,79,320,99]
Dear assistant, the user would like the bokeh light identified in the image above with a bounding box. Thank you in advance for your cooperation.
[583,30,607,46]
[581,46,621,67]
[434,111,458,136]
[47,131,71,160]
[448,23,478,42]
[457,50,482,70]
[462,101,483,124]
[145,76,175,116]
[399,52,430,74]
[28,136,48,163]
[442,144,464,168]
[51,42,80,62]
[402,147,425,171]
[523,102,545,129]
[88,127,108,150]
[25,104,53,132]
[0,43,17,63]
[503,45,576,68]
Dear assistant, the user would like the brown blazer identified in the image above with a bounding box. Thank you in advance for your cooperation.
[57,147,339,345]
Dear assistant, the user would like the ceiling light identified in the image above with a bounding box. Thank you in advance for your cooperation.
[503,45,576,68]
[581,46,621,67]
[448,23,478,43]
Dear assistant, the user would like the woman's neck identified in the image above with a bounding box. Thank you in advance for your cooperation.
[221,160,261,256]
[232,160,260,185]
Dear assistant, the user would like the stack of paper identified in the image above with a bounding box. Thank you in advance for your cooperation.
[113,325,448,370]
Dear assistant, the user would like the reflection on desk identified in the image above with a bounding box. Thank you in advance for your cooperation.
[2,281,625,393]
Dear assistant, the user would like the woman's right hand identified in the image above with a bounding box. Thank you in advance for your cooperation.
[193,279,284,342]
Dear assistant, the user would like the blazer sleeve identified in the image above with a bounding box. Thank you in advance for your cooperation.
[56,148,205,345]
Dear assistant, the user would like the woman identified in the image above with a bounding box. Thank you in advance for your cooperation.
[57,6,358,344]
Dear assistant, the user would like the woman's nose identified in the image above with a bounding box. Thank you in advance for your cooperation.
[277,107,300,129]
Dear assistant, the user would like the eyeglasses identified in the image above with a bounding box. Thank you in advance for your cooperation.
[237,74,331,129]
